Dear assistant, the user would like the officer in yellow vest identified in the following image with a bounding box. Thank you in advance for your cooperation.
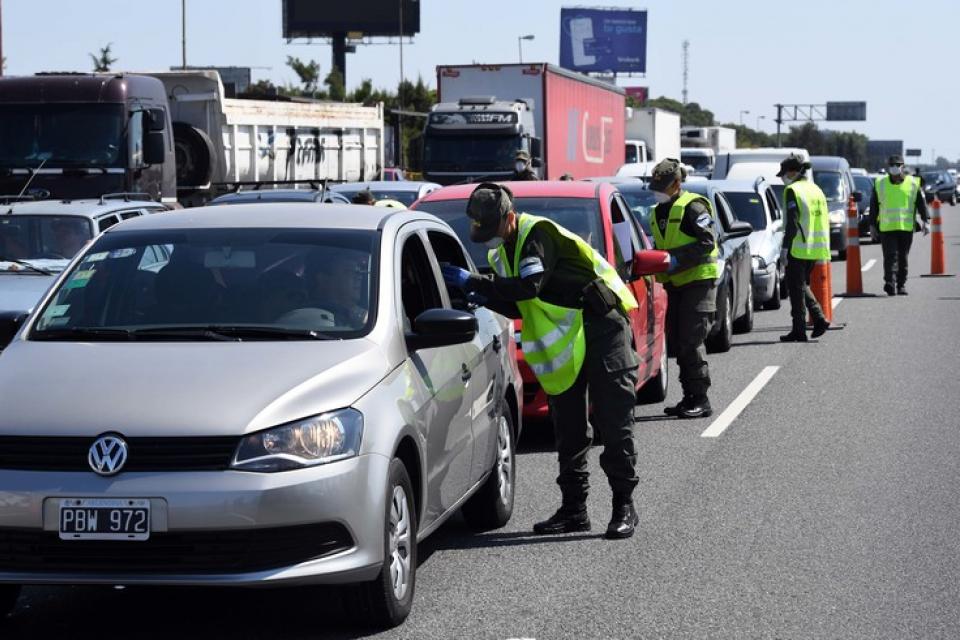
[648,159,718,419]
[869,155,929,296]
[777,154,831,342]
[440,182,642,539]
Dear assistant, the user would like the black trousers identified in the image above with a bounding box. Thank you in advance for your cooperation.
[786,257,826,327]
[880,230,914,288]
[547,309,639,504]
[665,284,715,398]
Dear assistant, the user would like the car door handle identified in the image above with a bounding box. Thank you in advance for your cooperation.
[461,364,472,382]
[492,335,501,353]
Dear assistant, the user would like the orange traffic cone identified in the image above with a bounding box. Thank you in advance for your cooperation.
[920,198,953,278]
[844,195,863,295]
[809,259,833,323]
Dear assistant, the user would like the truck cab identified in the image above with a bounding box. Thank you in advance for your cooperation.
[422,96,541,185]
[0,74,175,204]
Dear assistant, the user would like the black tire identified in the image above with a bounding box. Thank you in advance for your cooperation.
[706,285,732,354]
[637,333,668,404]
[733,283,754,334]
[0,585,20,618]
[763,274,782,310]
[462,399,516,531]
[345,458,417,629]
[173,122,217,187]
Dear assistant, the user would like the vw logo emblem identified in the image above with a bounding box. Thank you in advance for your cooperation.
[88,435,129,476]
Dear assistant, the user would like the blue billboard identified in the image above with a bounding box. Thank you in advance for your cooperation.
[559,8,647,74]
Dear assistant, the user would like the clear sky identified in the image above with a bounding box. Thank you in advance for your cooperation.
[4,0,958,161]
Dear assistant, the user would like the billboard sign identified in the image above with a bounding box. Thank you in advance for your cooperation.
[826,101,867,121]
[559,8,647,74]
[866,140,903,159]
[905,148,922,157]
[624,86,648,103]
[282,0,420,38]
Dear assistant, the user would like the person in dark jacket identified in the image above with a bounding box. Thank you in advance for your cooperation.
[869,155,929,296]
[511,150,539,181]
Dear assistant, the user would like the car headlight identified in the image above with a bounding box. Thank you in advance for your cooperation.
[829,211,845,225]
[232,409,363,472]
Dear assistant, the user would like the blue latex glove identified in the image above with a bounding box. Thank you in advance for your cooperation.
[666,254,678,273]
[441,264,471,288]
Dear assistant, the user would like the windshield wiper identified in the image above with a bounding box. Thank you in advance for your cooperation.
[0,257,53,275]
[131,325,332,341]
[31,327,134,341]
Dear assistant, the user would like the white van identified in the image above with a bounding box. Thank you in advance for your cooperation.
[713,148,811,202]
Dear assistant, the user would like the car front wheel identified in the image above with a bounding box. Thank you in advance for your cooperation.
[462,400,516,531]
[346,458,417,628]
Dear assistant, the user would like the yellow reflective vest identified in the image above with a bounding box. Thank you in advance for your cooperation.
[649,191,719,286]
[488,213,637,395]
[785,179,831,261]
[875,175,920,233]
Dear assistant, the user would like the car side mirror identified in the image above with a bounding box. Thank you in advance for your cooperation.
[144,131,166,165]
[0,312,27,350]
[726,220,753,238]
[631,249,671,278]
[405,308,478,352]
[852,191,863,203]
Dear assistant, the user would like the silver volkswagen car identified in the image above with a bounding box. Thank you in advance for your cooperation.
[0,204,522,628]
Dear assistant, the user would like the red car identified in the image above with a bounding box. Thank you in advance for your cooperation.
[411,181,668,421]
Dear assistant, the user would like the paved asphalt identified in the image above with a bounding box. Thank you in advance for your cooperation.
[4,205,960,639]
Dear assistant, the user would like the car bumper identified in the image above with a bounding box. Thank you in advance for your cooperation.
[751,260,778,302]
[0,454,390,586]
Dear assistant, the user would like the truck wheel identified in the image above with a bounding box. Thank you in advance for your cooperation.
[706,285,732,354]
[173,122,217,187]
[461,399,516,531]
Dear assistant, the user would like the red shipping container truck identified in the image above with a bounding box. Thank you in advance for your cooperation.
[423,63,625,185]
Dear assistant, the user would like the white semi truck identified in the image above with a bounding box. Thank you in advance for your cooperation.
[623,107,681,165]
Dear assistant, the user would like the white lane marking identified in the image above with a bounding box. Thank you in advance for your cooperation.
[862,258,877,272]
[831,297,843,309]
[701,366,780,438]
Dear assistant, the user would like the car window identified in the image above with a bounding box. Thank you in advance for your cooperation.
[98,215,120,232]
[764,187,782,222]
[616,187,656,237]
[399,233,443,329]
[813,171,845,203]
[0,215,94,269]
[119,210,143,220]
[609,194,640,279]
[427,229,474,310]
[722,191,767,230]
[713,193,734,234]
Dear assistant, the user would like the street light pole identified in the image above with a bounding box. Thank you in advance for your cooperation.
[739,110,750,126]
[518,34,534,64]
[181,0,187,69]
[756,115,766,130]
[398,0,405,171]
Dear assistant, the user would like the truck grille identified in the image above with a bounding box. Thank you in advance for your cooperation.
[0,524,353,574]
[0,436,240,472]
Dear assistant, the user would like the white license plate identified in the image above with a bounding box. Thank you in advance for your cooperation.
[59,498,150,541]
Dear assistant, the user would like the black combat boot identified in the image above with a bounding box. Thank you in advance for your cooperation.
[533,503,590,535]
[664,395,693,417]
[605,495,639,539]
[897,286,908,296]
[780,322,808,342]
[678,395,713,419]
[811,317,831,338]
[884,282,895,296]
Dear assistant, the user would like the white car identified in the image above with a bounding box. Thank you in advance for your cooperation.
[0,204,522,628]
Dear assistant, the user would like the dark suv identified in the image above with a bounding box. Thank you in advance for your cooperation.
[920,170,957,205]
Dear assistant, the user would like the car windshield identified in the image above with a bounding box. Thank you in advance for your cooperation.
[31,227,378,339]
[616,187,656,235]
[415,197,605,268]
[336,188,419,206]
[922,172,942,184]
[0,215,94,272]
[722,191,767,230]
[681,153,712,171]
[813,171,845,202]
[423,135,518,172]
[0,104,125,168]
[854,176,874,194]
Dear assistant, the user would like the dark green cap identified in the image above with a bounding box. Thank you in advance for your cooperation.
[466,183,514,243]
[650,158,682,191]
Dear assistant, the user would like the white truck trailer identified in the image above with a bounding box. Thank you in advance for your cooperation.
[624,107,681,166]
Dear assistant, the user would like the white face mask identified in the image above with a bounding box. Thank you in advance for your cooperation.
[888,165,903,177]
[484,236,504,249]
[515,161,527,173]
[652,191,672,204]
[781,173,797,186]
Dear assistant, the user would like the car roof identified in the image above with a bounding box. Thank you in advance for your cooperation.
[810,156,850,171]
[416,180,606,202]
[330,181,440,192]
[707,179,766,193]
[210,189,321,203]
[0,197,163,218]
[105,202,434,232]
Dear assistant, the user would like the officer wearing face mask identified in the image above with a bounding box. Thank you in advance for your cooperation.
[869,155,928,296]
[777,154,831,342]
[511,150,539,181]
[648,158,718,419]
[440,182,643,540]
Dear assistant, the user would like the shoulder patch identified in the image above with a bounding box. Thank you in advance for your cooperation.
[696,212,713,228]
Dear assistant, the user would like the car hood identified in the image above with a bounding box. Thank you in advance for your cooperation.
[0,339,391,437]
[0,273,58,314]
